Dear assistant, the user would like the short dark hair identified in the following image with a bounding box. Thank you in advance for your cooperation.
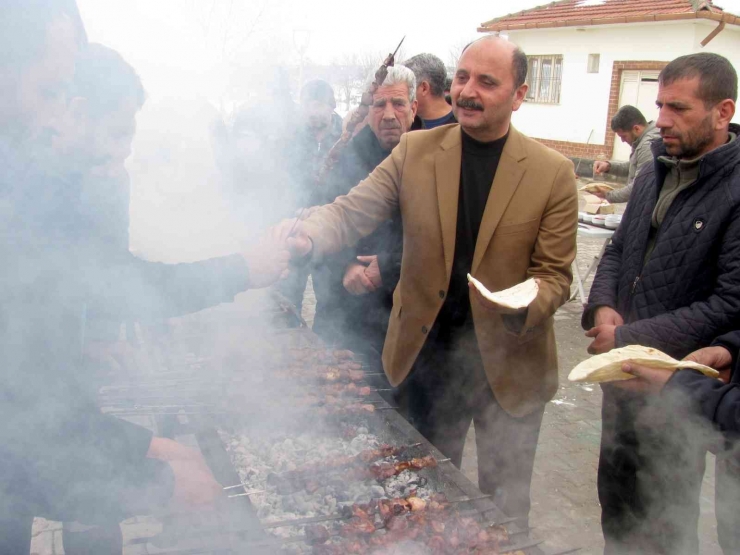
[73,43,145,119]
[512,47,528,90]
[659,53,738,107]
[404,53,448,98]
[611,105,647,132]
[462,36,528,89]
[0,0,87,70]
[300,79,336,109]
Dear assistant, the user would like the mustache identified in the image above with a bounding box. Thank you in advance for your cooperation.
[456,98,484,111]
[379,121,401,130]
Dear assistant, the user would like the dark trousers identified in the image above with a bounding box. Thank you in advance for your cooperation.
[716,440,740,554]
[395,337,545,521]
[599,386,710,555]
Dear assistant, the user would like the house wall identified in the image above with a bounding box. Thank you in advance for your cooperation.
[505,21,740,160]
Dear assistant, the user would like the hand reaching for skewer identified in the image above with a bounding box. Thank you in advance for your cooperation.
[147,437,223,510]
[241,226,292,288]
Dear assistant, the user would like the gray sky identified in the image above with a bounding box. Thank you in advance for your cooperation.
[76,0,740,104]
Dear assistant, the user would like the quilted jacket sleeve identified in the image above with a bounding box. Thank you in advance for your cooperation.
[615,207,740,354]
[581,198,637,329]
[712,330,740,365]
[665,369,740,436]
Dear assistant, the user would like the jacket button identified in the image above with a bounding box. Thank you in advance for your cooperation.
[421,326,428,334]
[439,290,445,299]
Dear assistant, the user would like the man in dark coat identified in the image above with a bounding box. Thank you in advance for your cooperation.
[404,53,457,129]
[582,53,739,554]
[311,65,417,356]
[0,3,290,552]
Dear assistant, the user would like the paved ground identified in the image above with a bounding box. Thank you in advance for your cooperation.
[30,186,725,554]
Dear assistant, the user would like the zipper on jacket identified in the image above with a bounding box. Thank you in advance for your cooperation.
[631,275,640,294]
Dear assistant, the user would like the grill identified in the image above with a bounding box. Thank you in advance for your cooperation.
[99,290,578,554]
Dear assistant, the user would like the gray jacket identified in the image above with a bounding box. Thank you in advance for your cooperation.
[606,121,661,203]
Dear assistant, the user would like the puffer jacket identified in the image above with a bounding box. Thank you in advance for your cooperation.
[582,124,740,359]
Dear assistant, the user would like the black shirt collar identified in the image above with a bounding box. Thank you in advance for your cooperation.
[461,128,509,157]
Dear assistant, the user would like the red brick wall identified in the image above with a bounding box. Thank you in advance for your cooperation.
[532,60,668,161]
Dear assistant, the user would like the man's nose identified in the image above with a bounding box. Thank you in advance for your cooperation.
[382,103,396,120]
[656,107,672,131]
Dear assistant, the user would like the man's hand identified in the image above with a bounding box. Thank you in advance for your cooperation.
[272,218,314,260]
[614,362,674,394]
[585,324,617,354]
[357,255,383,289]
[343,262,376,296]
[242,225,291,289]
[594,306,624,327]
[684,346,733,383]
[167,459,224,509]
[147,437,222,510]
[593,161,611,175]
[467,278,540,315]
[591,190,607,200]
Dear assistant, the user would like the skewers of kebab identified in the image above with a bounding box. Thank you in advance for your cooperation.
[304,493,519,555]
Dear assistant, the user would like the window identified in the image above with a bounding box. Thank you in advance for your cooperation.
[525,55,563,104]
[587,54,600,74]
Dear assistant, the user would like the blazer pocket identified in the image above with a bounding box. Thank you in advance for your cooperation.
[495,218,540,236]
[517,319,552,345]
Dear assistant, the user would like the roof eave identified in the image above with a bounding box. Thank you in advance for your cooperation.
[477,10,739,33]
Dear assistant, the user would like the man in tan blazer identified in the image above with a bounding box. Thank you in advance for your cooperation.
[285,36,578,521]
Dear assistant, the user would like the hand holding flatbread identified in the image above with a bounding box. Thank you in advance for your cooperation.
[568,345,719,383]
[467,275,539,312]
[579,182,614,195]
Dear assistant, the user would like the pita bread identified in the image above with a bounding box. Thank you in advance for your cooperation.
[568,345,719,383]
[579,182,615,194]
[466,275,539,310]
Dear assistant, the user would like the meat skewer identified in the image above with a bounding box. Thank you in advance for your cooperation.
[269,443,423,479]
[316,37,405,183]
[262,493,490,529]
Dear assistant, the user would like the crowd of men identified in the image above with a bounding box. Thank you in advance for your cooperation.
[2,0,740,554]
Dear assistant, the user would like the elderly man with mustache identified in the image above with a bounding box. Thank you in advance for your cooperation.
[309,65,420,358]
[283,36,578,523]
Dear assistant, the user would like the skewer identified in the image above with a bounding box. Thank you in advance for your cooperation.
[269,443,424,478]
[227,490,266,499]
[223,483,265,492]
[262,494,492,529]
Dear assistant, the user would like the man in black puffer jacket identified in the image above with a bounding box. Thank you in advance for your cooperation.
[582,53,739,554]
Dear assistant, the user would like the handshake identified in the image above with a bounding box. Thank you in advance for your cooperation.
[241,211,316,289]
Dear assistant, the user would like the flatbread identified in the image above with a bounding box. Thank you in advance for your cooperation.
[568,345,719,383]
[466,275,539,310]
[579,182,615,194]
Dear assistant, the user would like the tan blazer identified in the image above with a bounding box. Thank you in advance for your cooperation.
[302,124,578,417]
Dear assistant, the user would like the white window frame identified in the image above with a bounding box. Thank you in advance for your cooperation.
[525,55,563,104]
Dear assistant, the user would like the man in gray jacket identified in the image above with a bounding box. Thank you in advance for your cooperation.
[593,105,662,203]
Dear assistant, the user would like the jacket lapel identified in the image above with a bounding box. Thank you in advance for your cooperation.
[472,127,527,274]
[435,128,462,282]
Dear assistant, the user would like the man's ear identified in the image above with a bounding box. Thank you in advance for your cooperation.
[716,99,736,129]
